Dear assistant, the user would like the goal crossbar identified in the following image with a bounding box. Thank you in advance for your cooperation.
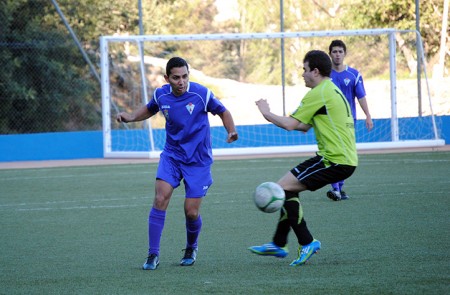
[101,28,398,43]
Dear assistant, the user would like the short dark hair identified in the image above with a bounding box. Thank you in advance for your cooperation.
[328,39,347,54]
[166,57,189,76]
[303,50,332,77]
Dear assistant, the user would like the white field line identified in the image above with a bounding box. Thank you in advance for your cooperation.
[0,170,153,182]
[1,157,448,211]
[2,187,448,212]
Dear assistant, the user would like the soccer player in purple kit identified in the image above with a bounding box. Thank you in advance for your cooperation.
[326,40,373,201]
[116,57,238,270]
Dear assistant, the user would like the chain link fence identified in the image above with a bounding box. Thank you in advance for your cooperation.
[2,0,446,136]
[1,1,103,134]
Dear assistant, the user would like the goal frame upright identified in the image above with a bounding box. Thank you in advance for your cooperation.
[100,29,444,159]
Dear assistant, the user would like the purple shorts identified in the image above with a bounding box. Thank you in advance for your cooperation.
[156,153,213,198]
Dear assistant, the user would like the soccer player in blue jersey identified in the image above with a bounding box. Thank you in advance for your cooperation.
[116,57,238,270]
[326,40,373,201]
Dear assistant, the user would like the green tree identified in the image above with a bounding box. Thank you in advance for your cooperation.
[234,0,352,84]
[0,0,99,134]
[2,0,446,135]
[344,0,448,75]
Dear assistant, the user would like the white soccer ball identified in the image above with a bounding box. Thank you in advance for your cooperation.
[253,182,285,213]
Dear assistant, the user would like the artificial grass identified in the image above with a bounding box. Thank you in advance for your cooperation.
[1,151,449,294]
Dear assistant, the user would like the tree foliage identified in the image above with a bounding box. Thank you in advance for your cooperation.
[344,0,447,62]
[1,0,447,134]
[1,0,100,134]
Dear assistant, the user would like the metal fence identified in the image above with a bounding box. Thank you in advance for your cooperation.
[1,1,102,134]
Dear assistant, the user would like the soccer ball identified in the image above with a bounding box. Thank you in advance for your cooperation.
[253,182,285,213]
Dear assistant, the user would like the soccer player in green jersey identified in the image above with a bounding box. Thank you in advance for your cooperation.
[248,50,358,266]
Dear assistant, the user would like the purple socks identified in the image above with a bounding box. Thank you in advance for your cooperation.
[332,180,344,191]
[186,215,202,249]
[148,207,202,255]
[148,207,166,256]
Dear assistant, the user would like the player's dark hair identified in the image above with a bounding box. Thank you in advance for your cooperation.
[303,50,332,77]
[166,57,189,76]
[329,39,347,54]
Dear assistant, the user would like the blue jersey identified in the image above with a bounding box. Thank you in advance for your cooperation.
[330,66,366,120]
[147,82,226,165]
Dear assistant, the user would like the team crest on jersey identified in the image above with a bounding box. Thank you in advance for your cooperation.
[344,78,350,86]
[186,102,195,114]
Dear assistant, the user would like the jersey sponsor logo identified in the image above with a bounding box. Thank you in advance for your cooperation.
[161,105,171,120]
[186,102,195,114]
[163,109,170,120]
[344,78,350,86]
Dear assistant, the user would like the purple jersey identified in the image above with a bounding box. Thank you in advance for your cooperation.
[147,82,226,165]
[330,65,366,120]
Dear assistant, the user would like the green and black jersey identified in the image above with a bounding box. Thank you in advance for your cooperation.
[291,79,358,167]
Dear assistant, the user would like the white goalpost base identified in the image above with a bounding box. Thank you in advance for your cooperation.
[103,139,445,159]
[213,139,446,157]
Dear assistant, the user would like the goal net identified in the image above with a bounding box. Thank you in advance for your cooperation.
[100,29,444,158]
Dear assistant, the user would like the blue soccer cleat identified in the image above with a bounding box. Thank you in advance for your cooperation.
[248,242,289,258]
[289,239,321,266]
[143,253,159,270]
[180,247,198,266]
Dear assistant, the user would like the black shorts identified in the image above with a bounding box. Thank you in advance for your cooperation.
[290,155,356,191]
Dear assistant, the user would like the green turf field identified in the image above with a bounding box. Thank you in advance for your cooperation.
[1,151,449,294]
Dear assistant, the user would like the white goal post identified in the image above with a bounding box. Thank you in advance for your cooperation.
[100,29,444,159]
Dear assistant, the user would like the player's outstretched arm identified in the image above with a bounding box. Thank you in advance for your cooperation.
[218,110,238,143]
[255,99,307,131]
[116,105,153,123]
[358,97,373,131]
